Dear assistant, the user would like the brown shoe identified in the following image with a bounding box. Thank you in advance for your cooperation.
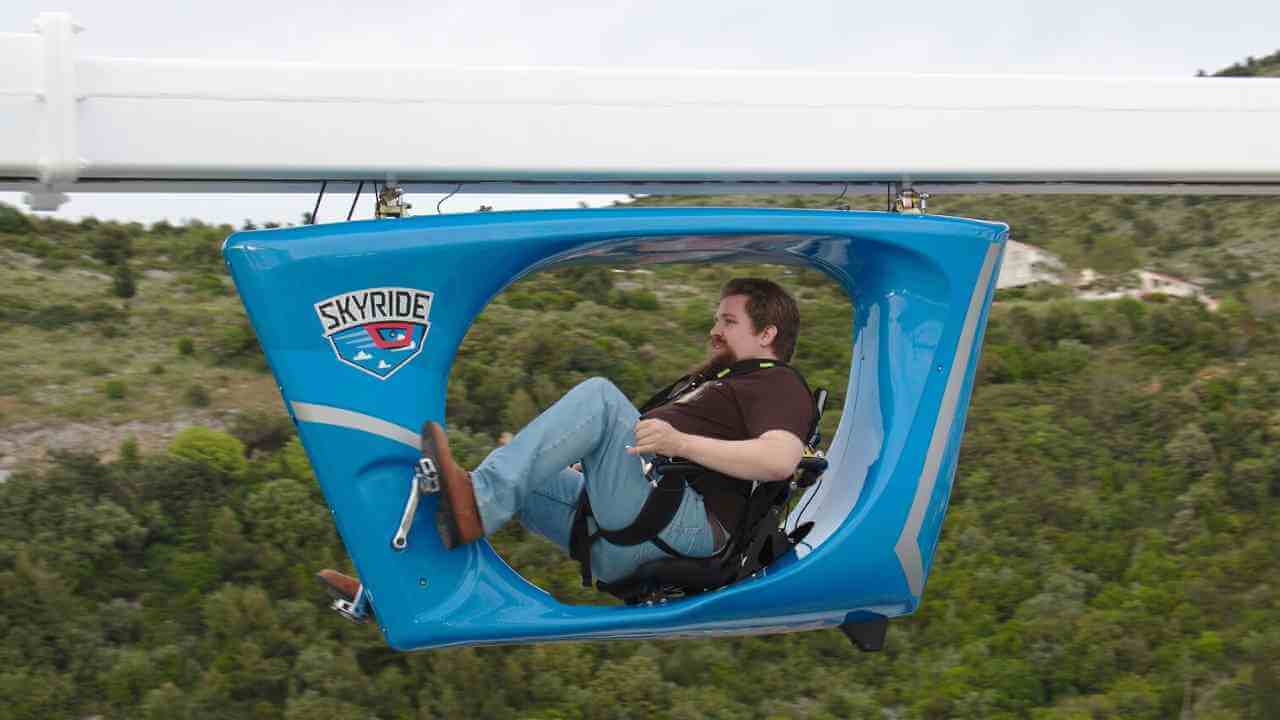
[315,569,373,623]
[424,421,484,549]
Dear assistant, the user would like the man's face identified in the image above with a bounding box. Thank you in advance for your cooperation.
[708,294,774,365]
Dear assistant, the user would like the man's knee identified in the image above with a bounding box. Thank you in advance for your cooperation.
[561,378,644,440]
[573,376,623,402]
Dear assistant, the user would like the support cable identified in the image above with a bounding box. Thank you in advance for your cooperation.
[347,181,365,221]
[831,182,850,210]
[790,473,824,534]
[309,180,328,225]
[437,183,463,214]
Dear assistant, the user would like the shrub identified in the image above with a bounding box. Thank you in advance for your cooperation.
[0,203,32,233]
[209,323,264,368]
[111,264,136,299]
[177,229,225,267]
[229,410,295,455]
[104,380,127,400]
[169,427,247,479]
[610,289,660,311]
[185,273,228,297]
[82,361,109,377]
[505,287,579,311]
[277,437,314,483]
[85,302,125,324]
[1226,458,1271,509]
[556,267,613,304]
[0,294,35,323]
[119,436,141,467]
[9,300,123,329]
[502,388,539,430]
[32,304,84,326]
[244,478,331,550]
[177,337,195,356]
[91,225,134,266]
[184,384,211,408]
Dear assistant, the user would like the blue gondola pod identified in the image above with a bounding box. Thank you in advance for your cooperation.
[223,207,1007,650]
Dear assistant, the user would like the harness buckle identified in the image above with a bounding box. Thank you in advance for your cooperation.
[643,458,657,487]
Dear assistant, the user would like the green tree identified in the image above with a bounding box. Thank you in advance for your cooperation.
[243,478,332,553]
[502,388,539,431]
[112,262,137,299]
[140,682,194,720]
[0,202,32,233]
[1087,235,1140,274]
[169,427,248,480]
[92,225,134,266]
[1166,423,1216,478]
[1226,457,1270,509]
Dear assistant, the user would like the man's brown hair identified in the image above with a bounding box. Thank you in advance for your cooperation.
[721,278,801,362]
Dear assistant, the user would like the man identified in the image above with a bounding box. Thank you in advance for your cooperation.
[318,278,815,606]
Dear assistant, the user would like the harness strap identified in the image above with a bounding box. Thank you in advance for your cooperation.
[637,375,692,415]
[568,473,687,587]
[636,358,801,416]
[568,497,594,587]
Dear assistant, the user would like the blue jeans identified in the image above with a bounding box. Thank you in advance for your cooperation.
[470,377,719,583]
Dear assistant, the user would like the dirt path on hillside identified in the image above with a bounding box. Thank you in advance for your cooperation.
[0,413,228,480]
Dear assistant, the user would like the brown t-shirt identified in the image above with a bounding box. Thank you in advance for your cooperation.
[642,366,814,531]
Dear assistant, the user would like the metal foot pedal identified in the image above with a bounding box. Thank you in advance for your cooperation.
[391,455,441,550]
[331,584,373,624]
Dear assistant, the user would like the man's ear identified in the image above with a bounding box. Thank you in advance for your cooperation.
[758,325,778,347]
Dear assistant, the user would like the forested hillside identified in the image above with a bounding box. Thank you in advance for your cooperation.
[1209,49,1280,77]
[2,185,1279,719]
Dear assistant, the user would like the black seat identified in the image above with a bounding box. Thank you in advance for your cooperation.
[567,367,830,604]
[597,454,827,604]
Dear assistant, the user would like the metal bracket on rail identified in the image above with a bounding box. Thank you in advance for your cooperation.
[893,187,929,214]
[376,185,413,218]
[27,12,83,211]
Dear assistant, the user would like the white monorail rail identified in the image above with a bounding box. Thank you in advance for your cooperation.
[3,12,1280,210]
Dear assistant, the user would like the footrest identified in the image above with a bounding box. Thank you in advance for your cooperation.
[330,585,373,624]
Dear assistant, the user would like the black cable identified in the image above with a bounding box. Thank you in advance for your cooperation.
[309,180,328,225]
[347,181,365,221]
[437,183,463,214]
[790,473,824,533]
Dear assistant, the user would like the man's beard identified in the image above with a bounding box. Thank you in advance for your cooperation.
[689,337,737,377]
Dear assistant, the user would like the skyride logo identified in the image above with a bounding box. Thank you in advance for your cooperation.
[314,287,433,380]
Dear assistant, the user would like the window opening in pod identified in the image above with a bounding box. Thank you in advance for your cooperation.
[445,254,854,605]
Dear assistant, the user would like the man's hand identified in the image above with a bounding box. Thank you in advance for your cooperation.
[628,419,688,457]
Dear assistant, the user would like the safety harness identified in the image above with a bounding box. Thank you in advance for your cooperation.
[568,359,827,603]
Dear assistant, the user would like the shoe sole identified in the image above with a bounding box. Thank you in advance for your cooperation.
[317,580,350,602]
[315,572,357,600]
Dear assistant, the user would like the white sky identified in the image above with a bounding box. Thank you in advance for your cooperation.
[3,0,1278,225]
